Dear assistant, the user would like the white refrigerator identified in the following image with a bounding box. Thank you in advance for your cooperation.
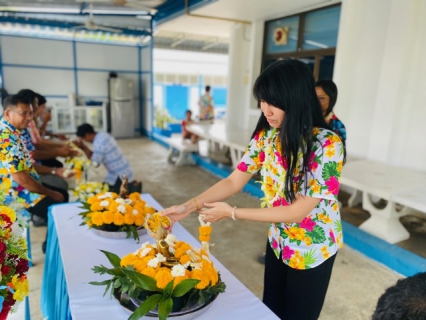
[108,77,135,138]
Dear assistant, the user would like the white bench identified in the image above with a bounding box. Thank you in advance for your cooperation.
[186,122,251,168]
[341,159,426,243]
[166,135,199,166]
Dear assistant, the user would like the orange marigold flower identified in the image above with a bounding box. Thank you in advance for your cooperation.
[191,269,210,289]
[102,211,114,224]
[199,235,210,242]
[124,213,135,225]
[120,254,137,267]
[141,267,157,278]
[108,201,120,213]
[90,203,102,212]
[134,214,145,227]
[133,202,145,212]
[174,243,192,258]
[155,267,173,289]
[113,212,124,226]
[179,254,191,265]
[129,193,142,203]
[144,206,156,214]
[198,226,212,236]
[87,196,98,205]
[91,212,104,226]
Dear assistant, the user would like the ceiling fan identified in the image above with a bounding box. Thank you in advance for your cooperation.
[71,2,122,33]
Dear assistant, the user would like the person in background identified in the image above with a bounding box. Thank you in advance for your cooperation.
[182,110,199,144]
[162,60,345,320]
[73,123,142,194]
[315,80,346,144]
[18,89,77,168]
[372,272,426,320]
[0,94,69,251]
[36,93,67,140]
[198,85,214,121]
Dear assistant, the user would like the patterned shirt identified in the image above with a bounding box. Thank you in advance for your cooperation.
[198,93,214,120]
[325,112,346,144]
[91,132,134,185]
[0,119,43,206]
[237,127,344,269]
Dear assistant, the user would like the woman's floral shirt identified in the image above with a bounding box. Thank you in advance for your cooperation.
[237,127,344,269]
[0,119,43,207]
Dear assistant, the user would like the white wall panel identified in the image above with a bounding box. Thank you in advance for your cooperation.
[1,36,73,67]
[76,43,138,71]
[77,71,110,96]
[3,67,74,95]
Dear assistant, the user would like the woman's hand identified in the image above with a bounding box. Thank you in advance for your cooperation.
[199,202,233,223]
[161,204,192,223]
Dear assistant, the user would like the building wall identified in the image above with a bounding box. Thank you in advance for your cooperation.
[333,0,426,171]
[226,0,426,172]
[0,35,152,134]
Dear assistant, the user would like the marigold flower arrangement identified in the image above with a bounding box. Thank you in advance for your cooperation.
[79,191,156,241]
[91,214,225,320]
[64,155,92,184]
[0,192,30,318]
[73,181,109,203]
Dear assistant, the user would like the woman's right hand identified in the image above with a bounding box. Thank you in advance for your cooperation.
[161,204,192,223]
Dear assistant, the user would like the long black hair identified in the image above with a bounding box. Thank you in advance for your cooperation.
[252,59,330,202]
[315,79,338,116]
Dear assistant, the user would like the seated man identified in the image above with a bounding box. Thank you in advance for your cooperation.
[373,272,426,319]
[74,123,142,194]
[0,94,69,252]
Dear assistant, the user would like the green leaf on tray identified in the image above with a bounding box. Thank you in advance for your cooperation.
[158,297,173,320]
[172,279,200,297]
[121,268,161,292]
[128,293,163,320]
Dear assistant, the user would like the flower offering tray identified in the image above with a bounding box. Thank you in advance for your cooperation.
[91,227,147,239]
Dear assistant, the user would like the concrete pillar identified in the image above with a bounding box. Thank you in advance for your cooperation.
[333,0,426,170]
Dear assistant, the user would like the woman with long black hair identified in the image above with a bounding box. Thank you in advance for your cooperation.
[162,59,345,319]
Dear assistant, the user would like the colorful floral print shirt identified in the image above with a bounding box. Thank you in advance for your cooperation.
[325,112,346,144]
[0,119,42,206]
[237,127,344,269]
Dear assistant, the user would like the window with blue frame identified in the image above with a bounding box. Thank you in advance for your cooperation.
[262,4,341,82]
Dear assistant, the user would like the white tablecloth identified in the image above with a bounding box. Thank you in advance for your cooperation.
[51,194,278,320]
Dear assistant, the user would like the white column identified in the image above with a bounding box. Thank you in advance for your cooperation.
[225,23,252,131]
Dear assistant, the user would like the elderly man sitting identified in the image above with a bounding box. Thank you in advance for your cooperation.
[0,94,69,252]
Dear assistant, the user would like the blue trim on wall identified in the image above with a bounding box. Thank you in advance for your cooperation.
[72,40,78,96]
[2,62,149,75]
[0,38,3,90]
[151,137,426,277]
[138,46,143,135]
[149,20,154,133]
[0,34,145,47]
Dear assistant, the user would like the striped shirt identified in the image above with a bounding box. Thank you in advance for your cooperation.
[91,132,134,185]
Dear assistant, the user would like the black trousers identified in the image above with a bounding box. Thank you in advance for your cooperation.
[27,183,69,220]
[263,241,337,320]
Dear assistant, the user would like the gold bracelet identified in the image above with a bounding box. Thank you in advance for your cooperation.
[192,197,200,211]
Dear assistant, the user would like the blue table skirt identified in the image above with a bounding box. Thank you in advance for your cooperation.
[40,204,72,320]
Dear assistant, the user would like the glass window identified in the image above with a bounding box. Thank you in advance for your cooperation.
[298,56,315,75]
[318,55,335,80]
[265,15,299,54]
[302,6,341,50]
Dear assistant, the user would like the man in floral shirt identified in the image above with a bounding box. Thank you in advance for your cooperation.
[0,94,68,251]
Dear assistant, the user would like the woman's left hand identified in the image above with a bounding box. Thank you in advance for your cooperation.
[200,202,233,223]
